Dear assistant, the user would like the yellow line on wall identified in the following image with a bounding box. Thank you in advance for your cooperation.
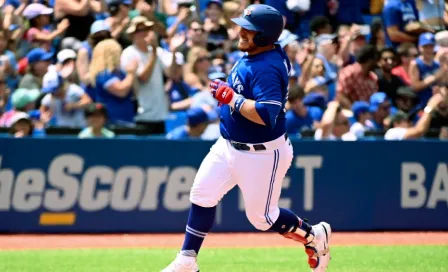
[39,212,76,226]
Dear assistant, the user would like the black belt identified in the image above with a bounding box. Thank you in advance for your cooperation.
[231,134,288,151]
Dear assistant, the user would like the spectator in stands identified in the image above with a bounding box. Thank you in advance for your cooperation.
[8,111,46,138]
[167,59,197,110]
[78,102,115,138]
[55,49,78,83]
[22,3,70,52]
[177,19,208,60]
[369,92,391,130]
[382,0,430,48]
[392,42,418,86]
[166,0,193,38]
[89,39,138,126]
[309,16,332,36]
[385,91,446,140]
[349,101,374,138]
[416,0,446,32]
[166,105,218,139]
[105,0,132,49]
[285,85,323,135]
[40,70,91,127]
[19,48,53,89]
[409,32,445,107]
[131,0,167,37]
[1,0,25,31]
[184,46,211,91]
[77,20,112,88]
[314,34,339,100]
[314,101,357,140]
[369,18,386,51]
[336,44,379,108]
[435,31,448,62]
[54,0,103,49]
[203,0,230,53]
[428,85,448,131]
[0,29,19,92]
[375,47,405,102]
[338,24,369,67]
[0,87,40,127]
[395,86,418,115]
[121,16,184,134]
[299,55,328,97]
[278,29,300,80]
[0,71,9,115]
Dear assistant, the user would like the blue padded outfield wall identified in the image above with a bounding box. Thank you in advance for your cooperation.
[0,137,447,233]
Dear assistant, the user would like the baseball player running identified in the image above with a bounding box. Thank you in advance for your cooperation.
[162,4,331,272]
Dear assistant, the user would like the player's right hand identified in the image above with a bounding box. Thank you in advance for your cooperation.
[210,80,234,105]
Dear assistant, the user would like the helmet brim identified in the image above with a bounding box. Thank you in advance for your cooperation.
[231,17,263,32]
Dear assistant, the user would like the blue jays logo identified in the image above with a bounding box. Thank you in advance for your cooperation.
[243,8,253,17]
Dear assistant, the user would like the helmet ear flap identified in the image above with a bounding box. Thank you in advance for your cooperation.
[253,32,269,47]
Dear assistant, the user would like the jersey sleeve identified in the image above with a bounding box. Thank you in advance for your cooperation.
[383,4,401,28]
[100,71,120,90]
[252,72,284,129]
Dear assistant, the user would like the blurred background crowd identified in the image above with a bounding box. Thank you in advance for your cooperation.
[0,0,447,140]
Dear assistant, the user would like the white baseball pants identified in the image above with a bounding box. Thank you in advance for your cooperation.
[190,134,294,231]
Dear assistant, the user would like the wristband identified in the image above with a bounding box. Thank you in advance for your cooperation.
[229,94,246,113]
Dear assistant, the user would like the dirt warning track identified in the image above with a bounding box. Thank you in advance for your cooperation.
[0,232,447,250]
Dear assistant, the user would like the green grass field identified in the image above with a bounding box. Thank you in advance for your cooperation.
[1,246,447,272]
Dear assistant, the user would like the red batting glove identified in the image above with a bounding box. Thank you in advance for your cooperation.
[210,80,235,105]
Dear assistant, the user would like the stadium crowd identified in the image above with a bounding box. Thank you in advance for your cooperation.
[0,0,447,140]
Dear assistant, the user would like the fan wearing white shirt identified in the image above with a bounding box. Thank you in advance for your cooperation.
[385,92,446,140]
[120,16,185,134]
[40,70,92,127]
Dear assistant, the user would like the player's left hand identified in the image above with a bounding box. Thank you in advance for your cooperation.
[210,80,234,105]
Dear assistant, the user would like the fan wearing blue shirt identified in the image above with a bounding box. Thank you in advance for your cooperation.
[382,0,428,48]
[89,39,137,126]
[166,106,218,140]
[285,85,323,135]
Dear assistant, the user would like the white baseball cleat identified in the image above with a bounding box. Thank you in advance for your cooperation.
[161,253,199,272]
[305,222,332,271]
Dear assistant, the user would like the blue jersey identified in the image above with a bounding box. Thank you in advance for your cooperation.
[383,0,419,48]
[285,106,323,135]
[95,70,135,125]
[220,44,291,144]
[415,57,440,106]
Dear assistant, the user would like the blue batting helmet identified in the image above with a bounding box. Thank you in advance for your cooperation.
[231,4,284,47]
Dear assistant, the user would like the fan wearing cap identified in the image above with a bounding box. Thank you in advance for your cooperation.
[395,86,418,116]
[121,16,184,133]
[40,70,92,127]
[0,88,40,127]
[18,48,53,90]
[8,111,46,138]
[367,92,392,130]
[23,3,70,52]
[349,101,375,138]
[285,85,323,135]
[55,49,78,83]
[385,91,446,140]
[76,20,112,88]
[78,103,115,138]
[166,106,218,140]
[409,32,445,107]
[314,101,357,141]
